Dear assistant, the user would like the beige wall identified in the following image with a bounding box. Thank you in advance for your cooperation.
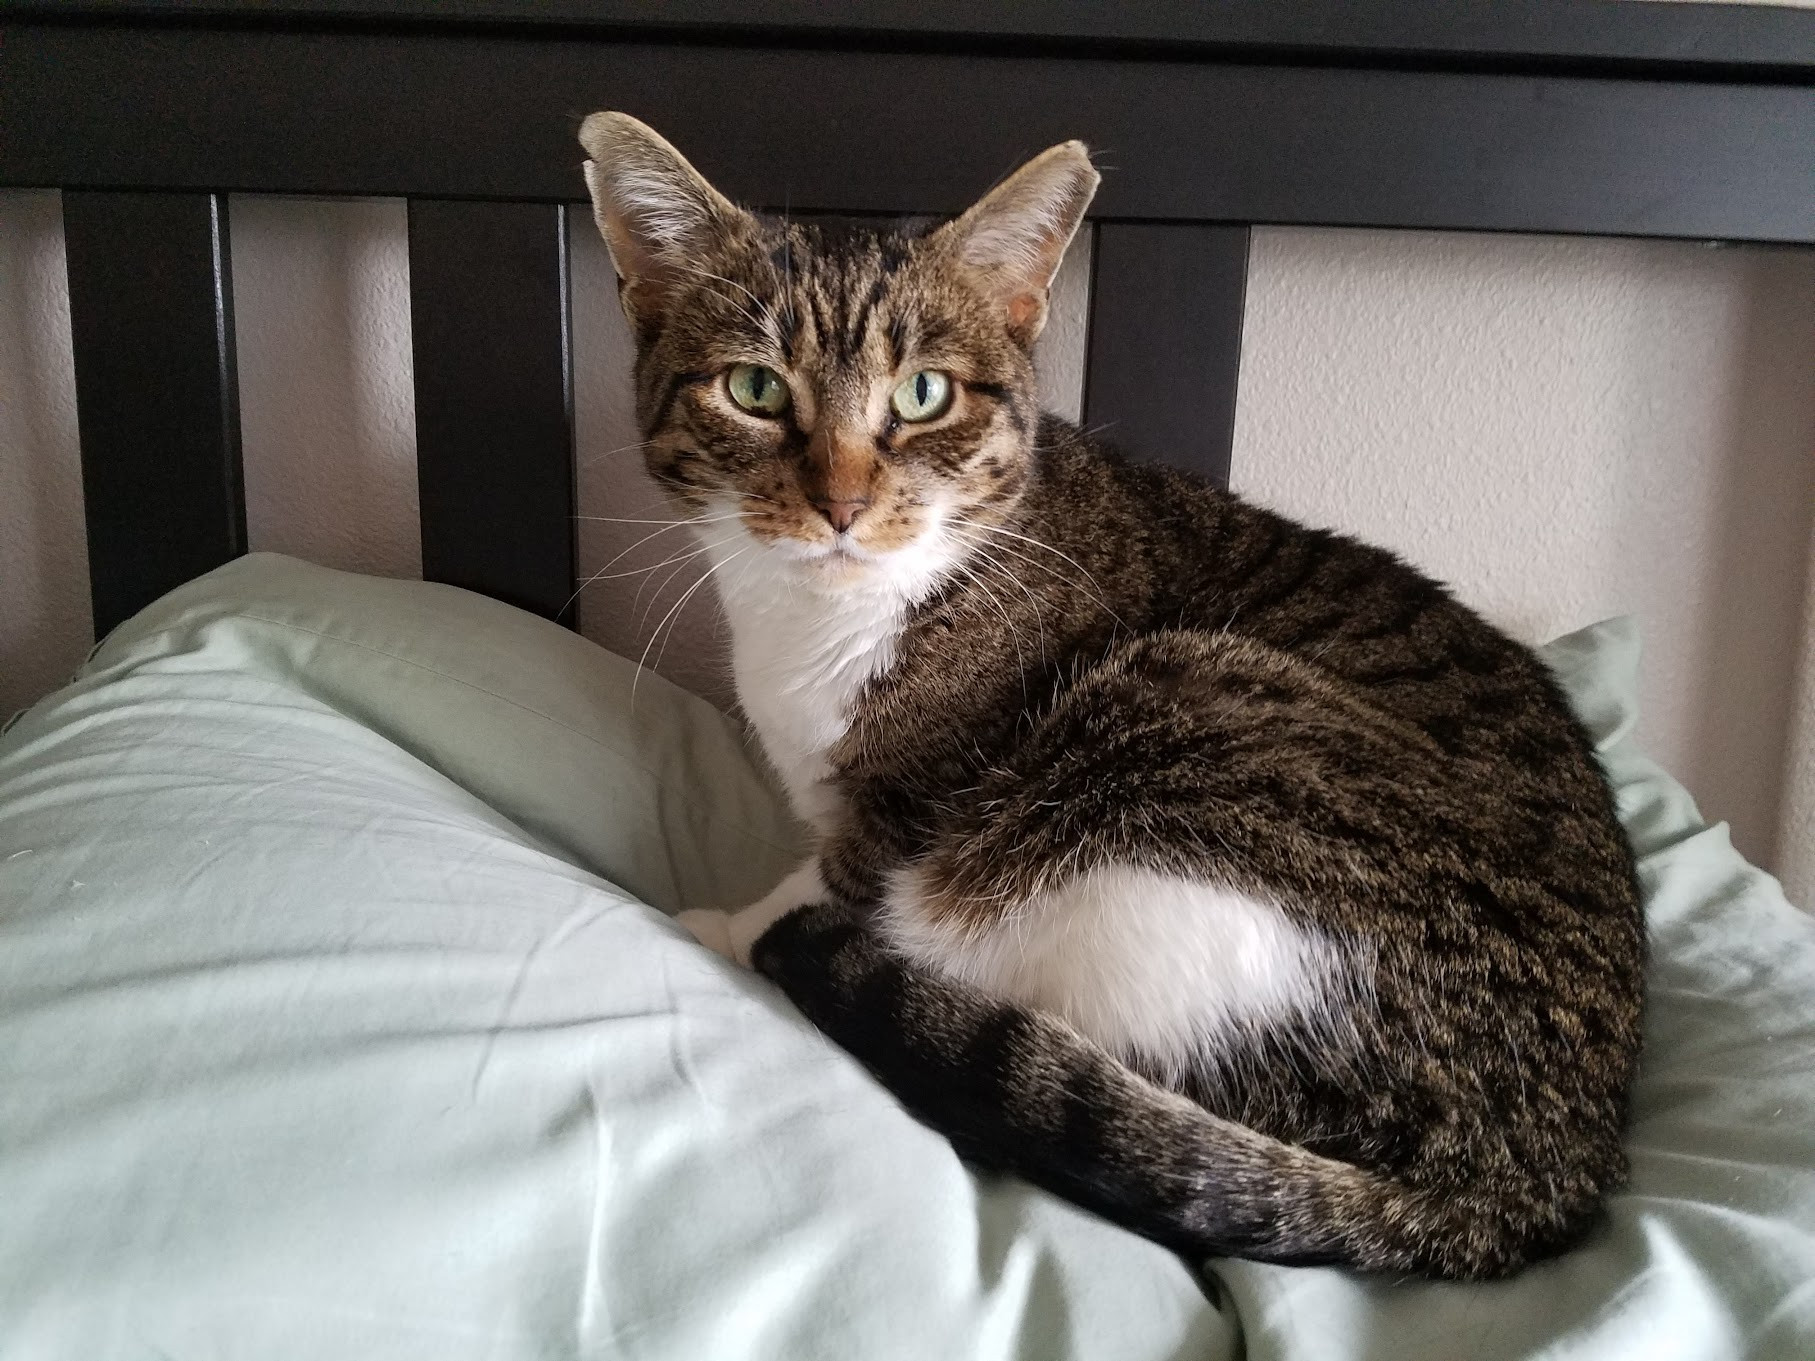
[1231,228,1815,876]
[234,197,421,583]
[2,191,1811,901]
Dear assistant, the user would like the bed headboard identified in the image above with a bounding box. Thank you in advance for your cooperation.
[4,1,1813,635]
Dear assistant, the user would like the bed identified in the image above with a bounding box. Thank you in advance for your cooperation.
[2,4,1814,1357]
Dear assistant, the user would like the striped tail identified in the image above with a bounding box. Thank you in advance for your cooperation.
[752,903,1570,1281]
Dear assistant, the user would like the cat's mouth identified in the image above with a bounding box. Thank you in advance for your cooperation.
[766,518,899,569]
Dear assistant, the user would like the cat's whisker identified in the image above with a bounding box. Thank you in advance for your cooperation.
[945,529,1050,666]
[653,547,745,678]
[574,512,750,526]
[955,519,1111,597]
[633,545,747,707]
[577,436,662,468]
[947,516,1124,625]
[575,553,705,590]
[561,519,749,616]
[948,559,1031,708]
[634,530,745,623]
[635,552,702,627]
[584,536,726,594]
[675,263,787,349]
[591,512,745,572]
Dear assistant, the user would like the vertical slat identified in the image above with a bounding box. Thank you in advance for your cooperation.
[62,190,245,635]
[1083,223,1250,488]
[408,199,575,623]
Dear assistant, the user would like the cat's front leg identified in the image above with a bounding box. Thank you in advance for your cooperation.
[676,857,826,968]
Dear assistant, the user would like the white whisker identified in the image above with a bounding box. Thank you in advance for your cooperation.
[633,545,748,706]
[561,515,751,616]
[577,436,662,468]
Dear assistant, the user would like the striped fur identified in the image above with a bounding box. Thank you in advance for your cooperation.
[579,113,1645,1280]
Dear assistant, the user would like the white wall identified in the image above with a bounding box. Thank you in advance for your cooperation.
[1230,228,1815,875]
[234,197,421,582]
[2,191,1811,900]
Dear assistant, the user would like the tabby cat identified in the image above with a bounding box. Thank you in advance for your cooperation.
[577,112,1644,1280]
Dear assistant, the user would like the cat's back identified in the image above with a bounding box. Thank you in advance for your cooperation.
[1020,418,1588,759]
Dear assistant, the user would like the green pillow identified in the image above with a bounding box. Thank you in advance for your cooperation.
[0,553,1809,1359]
[0,555,1227,1359]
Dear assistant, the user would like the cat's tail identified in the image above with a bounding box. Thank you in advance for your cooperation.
[752,903,1578,1281]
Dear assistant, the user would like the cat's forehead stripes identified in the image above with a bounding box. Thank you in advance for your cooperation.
[774,224,918,378]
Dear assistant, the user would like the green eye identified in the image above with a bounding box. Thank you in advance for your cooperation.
[890,370,952,423]
[727,363,790,416]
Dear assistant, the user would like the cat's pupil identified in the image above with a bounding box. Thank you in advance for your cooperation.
[915,373,929,405]
[752,370,767,400]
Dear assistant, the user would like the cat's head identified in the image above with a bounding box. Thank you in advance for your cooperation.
[578,112,1097,595]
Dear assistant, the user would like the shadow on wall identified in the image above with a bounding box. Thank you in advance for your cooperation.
[0,191,88,723]
[1687,248,1815,877]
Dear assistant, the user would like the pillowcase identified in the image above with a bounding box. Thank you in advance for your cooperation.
[1,552,1809,1359]
[0,554,1228,1360]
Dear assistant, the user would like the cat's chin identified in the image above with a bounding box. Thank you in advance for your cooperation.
[791,545,890,591]
[753,525,957,601]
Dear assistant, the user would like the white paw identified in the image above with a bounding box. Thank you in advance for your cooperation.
[676,908,736,962]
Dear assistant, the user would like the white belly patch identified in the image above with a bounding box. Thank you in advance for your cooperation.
[879,861,1348,1082]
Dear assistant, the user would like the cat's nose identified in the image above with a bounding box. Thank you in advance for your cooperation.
[812,498,869,534]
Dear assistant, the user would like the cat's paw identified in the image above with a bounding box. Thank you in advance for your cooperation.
[675,908,736,962]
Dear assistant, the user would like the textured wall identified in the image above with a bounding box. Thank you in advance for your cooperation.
[1789,545,1815,905]
[233,197,421,580]
[3,190,1811,901]
[1231,228,1815,873]
[0,192,87,723]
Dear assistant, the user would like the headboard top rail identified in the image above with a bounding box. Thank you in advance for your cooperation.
[13,1,1815,82]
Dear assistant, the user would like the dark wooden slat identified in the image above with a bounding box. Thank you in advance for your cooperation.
[14,1,1815,76]
[61,190,245,635]
[408,199,575,622]
[1084,224,1248,489]
[5,25,1814,244]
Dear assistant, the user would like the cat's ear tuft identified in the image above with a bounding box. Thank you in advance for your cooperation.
[578,112,749,325]
[938,140,1100,347]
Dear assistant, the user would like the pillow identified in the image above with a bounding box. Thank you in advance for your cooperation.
[0,554,1810,1359]
[0,554,1229,1360]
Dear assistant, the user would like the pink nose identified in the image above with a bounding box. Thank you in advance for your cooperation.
[813,499,869,534]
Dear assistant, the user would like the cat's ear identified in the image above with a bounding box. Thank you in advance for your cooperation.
[937,141,1100,346]
[577,112,750,325]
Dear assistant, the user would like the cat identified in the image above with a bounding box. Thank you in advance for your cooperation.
[576,111,1644,1280]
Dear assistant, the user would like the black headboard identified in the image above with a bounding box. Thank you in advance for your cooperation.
[4,1,1813,635]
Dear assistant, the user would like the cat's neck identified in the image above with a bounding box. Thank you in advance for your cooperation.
[707,535,953,830]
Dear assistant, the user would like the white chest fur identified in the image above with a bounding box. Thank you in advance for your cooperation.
[721,575,901,826]
[704,516,957,832]
[705,559,902,836]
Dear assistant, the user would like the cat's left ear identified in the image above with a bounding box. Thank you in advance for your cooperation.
[937,141,1100,347]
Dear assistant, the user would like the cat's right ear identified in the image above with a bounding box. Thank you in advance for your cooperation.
[577,112,747,326]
